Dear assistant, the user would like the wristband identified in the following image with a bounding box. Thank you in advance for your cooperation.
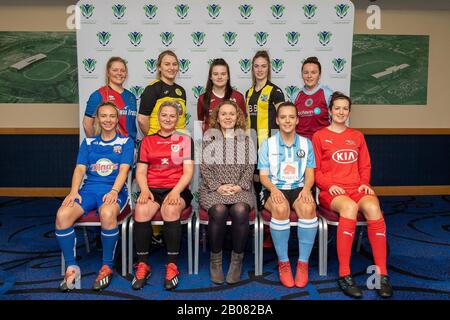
[111,188,119,193]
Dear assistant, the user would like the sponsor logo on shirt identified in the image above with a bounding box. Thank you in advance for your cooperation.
[298,110,315,117]
[91,158,118,176]
[283,164,296,174]
[332,149,358,164]
[325,139,333,144]
[345,139,356,146]
[161,158,169,165]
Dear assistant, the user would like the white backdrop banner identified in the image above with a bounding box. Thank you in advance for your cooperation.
[76,0,354,204]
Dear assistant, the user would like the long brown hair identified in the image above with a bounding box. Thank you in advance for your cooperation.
[251,50,272,86]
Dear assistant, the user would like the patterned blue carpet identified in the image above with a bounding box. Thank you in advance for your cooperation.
[0,196,449,300]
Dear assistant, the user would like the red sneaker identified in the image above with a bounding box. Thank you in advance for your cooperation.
[295,261,309,288]
[92,264,113,291]
[132,262,151,290]
[278,261,294,288]
[164,262,180,290]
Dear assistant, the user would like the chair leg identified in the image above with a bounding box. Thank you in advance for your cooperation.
[254,219,259,276]
[318,217,325,276]
[128,218,134,275]
[121,217,128,277]
[83,227,90,253]
[322,221,329,276]
[356,226,364,252]
[258,219,264,276]
[61,253,65,276]
[194,214,200,274]
[202,225,206,253]
[187,217,193,275]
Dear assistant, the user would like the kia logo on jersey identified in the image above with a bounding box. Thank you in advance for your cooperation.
[332,149,358,164]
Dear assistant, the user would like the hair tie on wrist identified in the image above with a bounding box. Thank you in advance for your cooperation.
[111,188,119,193]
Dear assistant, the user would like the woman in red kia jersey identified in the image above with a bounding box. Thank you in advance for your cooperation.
[197,58,246,132]
[312,92,393,299]
[131,100,194,291]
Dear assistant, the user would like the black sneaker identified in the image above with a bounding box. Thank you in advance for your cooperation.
[164,263,180,290]
[131,262,151,290]
[377,275,393,298]
[92,265,113,291]
[338,275,363,299]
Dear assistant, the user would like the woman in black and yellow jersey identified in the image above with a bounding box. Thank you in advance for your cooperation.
[138,50,187,136]
[246,50,285,148]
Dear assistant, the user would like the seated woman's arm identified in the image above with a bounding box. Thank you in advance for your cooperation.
[136,162,154,204]
[62,164,87,207]
[102,163,131,205]
[165,160,194,205]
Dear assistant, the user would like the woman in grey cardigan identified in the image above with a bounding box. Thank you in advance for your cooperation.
[200,100,256,284]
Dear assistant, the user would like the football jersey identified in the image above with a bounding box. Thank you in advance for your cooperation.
[85,86,138,141]
[77,133,134,189]
[258,132,315,190]
[197,90,246,131]
[294,84,333,140]
[139,80,187,135]
[312,127,371,191]
[138,132,194,188]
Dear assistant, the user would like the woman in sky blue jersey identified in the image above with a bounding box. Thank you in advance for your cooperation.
[55,102,134,292]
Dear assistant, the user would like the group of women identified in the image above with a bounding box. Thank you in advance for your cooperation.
[55,49,392,299]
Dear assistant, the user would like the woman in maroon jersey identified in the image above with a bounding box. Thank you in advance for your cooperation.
[131,100,194,291]
[197,58,246,132]
[312,92,392,299]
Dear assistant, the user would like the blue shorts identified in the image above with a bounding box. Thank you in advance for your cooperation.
[75,185,128,215]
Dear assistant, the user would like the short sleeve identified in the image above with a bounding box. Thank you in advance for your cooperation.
[306,138,316,168]
[85,91,102,117]
[137,137,151,163]
[76,139,89,165]
[322,85,334,107]
[120,138,134,166]
[257,139,270,170]
[183,136,194,161]
[270,85,285,105]
[139,84,158,116]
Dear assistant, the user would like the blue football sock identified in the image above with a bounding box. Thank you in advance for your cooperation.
[297,217,318,263]
[55,226,77,267]
[270,218,291,262]
[101,227,119,268]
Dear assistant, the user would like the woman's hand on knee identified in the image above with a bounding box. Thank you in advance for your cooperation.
[62,192,81,207]
[102,190,118,205]
[138,189,154,204]
[329,185,345,196]
[163,190,181,206]
[358,184,374,195]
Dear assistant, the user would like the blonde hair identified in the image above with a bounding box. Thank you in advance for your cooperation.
[208,100,246,132]
[93,101,120,135]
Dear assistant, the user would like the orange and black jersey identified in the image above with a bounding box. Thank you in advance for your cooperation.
[137,131,194,188]
[139,80,187,135]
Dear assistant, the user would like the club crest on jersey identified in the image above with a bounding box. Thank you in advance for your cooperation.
[260,94,268,102]
[305,98,313,107]
[297,149,306,158]
[113,146,122,154]
[332,149,358,164]
[175,88,183,96]
[161,158,169,165]
[171,144,180,152]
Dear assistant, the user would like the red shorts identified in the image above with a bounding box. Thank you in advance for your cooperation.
[319,188,377,210]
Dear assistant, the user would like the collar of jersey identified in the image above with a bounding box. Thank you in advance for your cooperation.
[277,131,299,148]
[99,132,119,143]
[302,83,323,96]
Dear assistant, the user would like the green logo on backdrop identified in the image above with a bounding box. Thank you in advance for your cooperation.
[270,4,285,19]
[160,32,174,47]
[97,31,111,46]
[112,4,126,19]
[335,4,350,19]
[143,4,158,19]
[80,4,95,19]
[192,86,206,99]
[271,59,284,73]
[239,59,251,74]
[318,31,332,46]
[239,4,253,19]
[175,4,190,19]
[285,86,300,102]
[191,32,206,47]
[179,59,191,74]
[83,58,97,73]
[145,59,157,74]
[130,86,144,99]
[255,32,269,46]
[128,32,142,47]
[332,58,347,73]
[208,59,214,65]
[223,32,238,47]
[286,32,300,47]
[207,4,222,19]
[303,4,318,19]
[185,112,191,126]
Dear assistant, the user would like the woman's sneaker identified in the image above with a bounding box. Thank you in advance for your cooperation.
[59,265,81,292]
[92,265,113,291]
[338,275,363,299]
[164,263,180,290]
[132,262,151,290]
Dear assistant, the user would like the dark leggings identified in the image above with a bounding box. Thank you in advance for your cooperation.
[207,203,250,254]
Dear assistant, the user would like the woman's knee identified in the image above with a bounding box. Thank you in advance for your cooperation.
[55,207,77,229]
[134,203,155,222]
[99,206,118,224]
[338,201,359,219]
[161,205,182,221]
[270,201,290,220]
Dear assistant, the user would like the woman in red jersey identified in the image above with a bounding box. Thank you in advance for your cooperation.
[312,92,393,299]
[197,58,246,132]
[131,100,194,291]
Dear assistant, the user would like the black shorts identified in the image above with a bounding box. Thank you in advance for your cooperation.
[149,188,193,207]
[262,187,303,208]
